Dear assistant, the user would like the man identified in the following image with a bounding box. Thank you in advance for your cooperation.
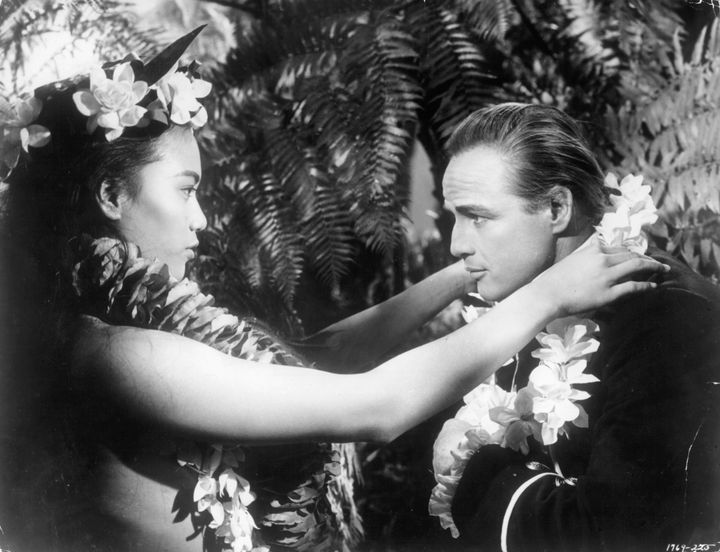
[442,103,720,552]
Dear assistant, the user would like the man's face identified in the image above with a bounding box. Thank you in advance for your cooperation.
[443,146,557,302]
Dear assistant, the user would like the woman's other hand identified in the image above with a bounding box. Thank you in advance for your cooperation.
[531,235,670,318]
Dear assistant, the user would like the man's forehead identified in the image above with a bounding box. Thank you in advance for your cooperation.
[444,148,511,184]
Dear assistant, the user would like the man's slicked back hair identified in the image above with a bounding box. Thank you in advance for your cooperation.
[446,103,608,223]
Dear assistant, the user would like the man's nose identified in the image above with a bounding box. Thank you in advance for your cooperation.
[450,222,474,259]
[189,197,208,232]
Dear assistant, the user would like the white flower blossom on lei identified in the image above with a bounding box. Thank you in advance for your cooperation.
[596,173,658,254]
[490,387,542,454]
[72,63,149,141]
[429,384,514,537]
[179,443,266,551]
[0,96,51,175]
[430,172,657,537]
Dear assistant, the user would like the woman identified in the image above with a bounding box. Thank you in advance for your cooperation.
[0,32,666,552]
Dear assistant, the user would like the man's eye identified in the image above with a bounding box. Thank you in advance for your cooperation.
[470,215,486,225]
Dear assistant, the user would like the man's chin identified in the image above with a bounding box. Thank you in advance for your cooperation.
[475,282,513,304]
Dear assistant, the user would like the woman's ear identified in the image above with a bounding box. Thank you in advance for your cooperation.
[96,180,126,221]
[548,185,574,235]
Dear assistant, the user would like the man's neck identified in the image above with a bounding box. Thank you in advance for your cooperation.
[554,226,594,264]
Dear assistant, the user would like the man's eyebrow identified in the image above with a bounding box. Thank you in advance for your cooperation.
[455,204,497,217]
[174,170,200,184]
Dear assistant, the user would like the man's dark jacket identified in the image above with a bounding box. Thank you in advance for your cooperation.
[451,252,720,552]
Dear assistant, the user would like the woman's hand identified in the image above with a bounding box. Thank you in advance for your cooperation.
[531,235,669,318]
[448,259,481,296]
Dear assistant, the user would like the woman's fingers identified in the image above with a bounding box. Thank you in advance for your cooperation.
[608,256,670,280]
[608,279,659,301]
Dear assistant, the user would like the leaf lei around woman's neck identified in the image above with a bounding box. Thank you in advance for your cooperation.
[71,235,361,552]
[429,173,658,538]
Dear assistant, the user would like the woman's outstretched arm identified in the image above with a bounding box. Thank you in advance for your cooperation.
[72,241,666,444]
[297,260,474,371]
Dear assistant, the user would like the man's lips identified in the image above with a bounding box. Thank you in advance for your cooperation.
[465,266,487,279]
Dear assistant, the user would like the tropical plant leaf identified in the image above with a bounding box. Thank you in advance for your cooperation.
[605,18,720,280]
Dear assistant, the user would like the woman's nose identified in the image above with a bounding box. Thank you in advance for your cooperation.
[189,197,207,232]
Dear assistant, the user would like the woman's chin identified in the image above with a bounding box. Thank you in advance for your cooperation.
[168,261,187,280]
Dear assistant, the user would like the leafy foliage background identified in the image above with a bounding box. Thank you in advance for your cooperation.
[1,0,719,548]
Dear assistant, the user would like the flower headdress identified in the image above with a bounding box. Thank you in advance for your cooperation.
[0,25,211,180]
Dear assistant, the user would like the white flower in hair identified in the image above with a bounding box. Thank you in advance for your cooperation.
[72,62,149,141]
[0,96,51,174]
[149,62,212,128]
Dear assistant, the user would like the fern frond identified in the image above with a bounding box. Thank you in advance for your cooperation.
[0,1,162,95]
[451,0,515,42]
[608,19,720,279]
[237,172,305,303]
[557,0,622,76]
[224,8,367,92]
[336,11,421,254]
[411,0,501,150]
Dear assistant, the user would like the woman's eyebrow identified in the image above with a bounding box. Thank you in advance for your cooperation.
[174,170,200,184]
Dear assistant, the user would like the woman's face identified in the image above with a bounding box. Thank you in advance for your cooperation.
[114,127,207,279]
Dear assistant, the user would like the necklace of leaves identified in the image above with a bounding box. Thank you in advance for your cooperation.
[71,235,362,552]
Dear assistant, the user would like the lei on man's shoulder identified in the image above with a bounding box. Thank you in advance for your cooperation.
[429,173,658,542]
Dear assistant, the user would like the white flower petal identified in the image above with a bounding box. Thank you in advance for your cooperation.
[26,124,51,148]
[569,389,591,401]
[209,501,226,528]
[105,127,123,141]
[532,396,555,414]
[191,106,208,128]
[573,404,589,428]
[540,423,558,445]
[113,62,135,84]
[194,475,217,502]
[132,80,149,100]
[73,90,102,116]
[555,399,580,422]
[89,66,108,89]
[170,104,191,125]
[96,111,120,130]
[192,78,212,98]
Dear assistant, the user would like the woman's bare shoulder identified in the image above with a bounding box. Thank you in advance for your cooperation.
[72,315,183,374]
[71,315,233,381]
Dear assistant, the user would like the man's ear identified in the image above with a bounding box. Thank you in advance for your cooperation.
[548,185,574,235]
[96,180,126,221]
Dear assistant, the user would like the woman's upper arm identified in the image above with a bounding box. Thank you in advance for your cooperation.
[72,320,387,443]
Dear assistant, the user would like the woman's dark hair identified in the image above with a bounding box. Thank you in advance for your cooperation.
[445,103,608,224]
[0,93,180,544]
[3,86,173,309]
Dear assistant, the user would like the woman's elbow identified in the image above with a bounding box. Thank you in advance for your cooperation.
[355,398,407,444]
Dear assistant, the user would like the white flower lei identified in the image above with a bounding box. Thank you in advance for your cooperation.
[429,172,659,538]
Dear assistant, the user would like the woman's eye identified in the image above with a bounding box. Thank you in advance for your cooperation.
[182,187,198,198]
